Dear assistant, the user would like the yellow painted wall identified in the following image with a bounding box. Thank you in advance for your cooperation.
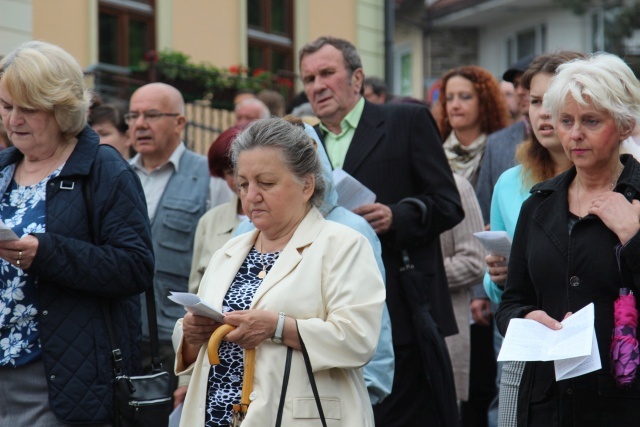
[32,0,94,67]
[168,0,242,67]
[296,0,384,78]
[306,0,357,43]
[357,0,384,78]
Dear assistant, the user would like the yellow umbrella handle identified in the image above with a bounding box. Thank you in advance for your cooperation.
[207,324,235,365]
[241,347,256,406]
[206,323,257,408]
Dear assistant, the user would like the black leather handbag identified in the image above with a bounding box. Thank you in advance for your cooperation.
[83,159,172,426]
[103,290,173,427]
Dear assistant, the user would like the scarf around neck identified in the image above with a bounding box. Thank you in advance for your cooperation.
[443,132,487,187]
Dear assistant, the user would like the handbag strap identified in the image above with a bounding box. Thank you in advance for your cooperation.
[297,326,327,427]
[275,347,293,427]
[275,326,327,426]
[82,166,163,374]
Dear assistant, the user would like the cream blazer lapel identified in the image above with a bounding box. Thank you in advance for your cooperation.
[198,208,326,310]
[197,228,258,309]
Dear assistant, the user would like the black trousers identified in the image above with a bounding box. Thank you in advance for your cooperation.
[460,321,498,427]
[374,343,451,427]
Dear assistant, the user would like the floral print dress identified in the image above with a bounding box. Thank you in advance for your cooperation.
[0,166,62,367]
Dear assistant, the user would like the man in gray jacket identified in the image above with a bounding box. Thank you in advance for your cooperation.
[127,83,232,395]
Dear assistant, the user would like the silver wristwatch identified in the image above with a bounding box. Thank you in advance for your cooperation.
[272,312,285,344]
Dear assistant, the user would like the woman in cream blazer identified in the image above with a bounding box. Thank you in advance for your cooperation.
[173,118,385,426]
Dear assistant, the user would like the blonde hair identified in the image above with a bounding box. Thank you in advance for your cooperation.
[0,41,92,140]
[545,52,640,135]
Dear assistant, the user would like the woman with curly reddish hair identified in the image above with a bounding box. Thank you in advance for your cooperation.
[437,65,508,425]
[438,66,509,187]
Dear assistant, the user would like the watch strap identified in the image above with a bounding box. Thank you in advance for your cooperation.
[272,312,286,343]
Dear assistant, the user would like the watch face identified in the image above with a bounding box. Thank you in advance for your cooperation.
[272,337,283,344]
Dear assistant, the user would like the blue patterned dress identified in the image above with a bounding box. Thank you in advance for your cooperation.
[0,166,63,367]
[204,247,280,427]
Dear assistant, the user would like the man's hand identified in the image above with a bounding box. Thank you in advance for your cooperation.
[471,298,492,327]
[353,203,393,234]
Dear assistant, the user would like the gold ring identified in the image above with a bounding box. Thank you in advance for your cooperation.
[16,259,20,267]
[18,251,22,260]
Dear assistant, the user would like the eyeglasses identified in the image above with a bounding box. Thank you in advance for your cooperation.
[124,111,180,125]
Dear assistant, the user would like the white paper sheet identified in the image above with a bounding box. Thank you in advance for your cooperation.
[554,329,601,380]
[167,292,224,322]
[498,303,595,362]
[499,303,601,381]
[473,231,512,259]
[332,168,376,211]
[0,220,19,241]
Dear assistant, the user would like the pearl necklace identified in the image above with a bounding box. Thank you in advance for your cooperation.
[575,163,623,219]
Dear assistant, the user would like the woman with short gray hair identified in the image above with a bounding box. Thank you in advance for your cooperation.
[174,117,384,426]
[496,52,640,425]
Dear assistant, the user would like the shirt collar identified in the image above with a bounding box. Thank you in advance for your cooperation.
[319,97,365,136]
[130,141,186,172]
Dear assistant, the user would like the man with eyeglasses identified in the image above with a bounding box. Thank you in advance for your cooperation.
[127,82,233,398]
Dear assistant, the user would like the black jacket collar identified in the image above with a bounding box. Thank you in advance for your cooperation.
[531,154,640,198]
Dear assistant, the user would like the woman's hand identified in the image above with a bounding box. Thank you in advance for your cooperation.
[524,310,571,330]
[589,191,640,244]
[182,312,223,348]
[0,234,39,270]
[223,310,279,349]
[486,254,508,286]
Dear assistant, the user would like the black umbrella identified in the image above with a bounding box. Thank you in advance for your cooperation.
[397,197,459,427]
[399,251,460,427]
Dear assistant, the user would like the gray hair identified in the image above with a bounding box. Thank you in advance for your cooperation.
[231,118,325,209]
[299,36,362,76]
[545,52,640,134]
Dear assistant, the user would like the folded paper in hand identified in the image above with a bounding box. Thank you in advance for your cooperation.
[498,303,601,380]
[332,168,376,211]
[0,220,19,241]
[167,292,224,322]
[473,231,512,259]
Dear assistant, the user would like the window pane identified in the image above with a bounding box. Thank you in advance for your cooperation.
[248,45,264,70]
[517,29,536,58]
[272,0,286,34]
[271,50,288,73]
[99,12,119,64]
[248,0,263,29]
[129,19,149,66]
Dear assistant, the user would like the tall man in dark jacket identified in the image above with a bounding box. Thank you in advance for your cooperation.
[300,36,464,426]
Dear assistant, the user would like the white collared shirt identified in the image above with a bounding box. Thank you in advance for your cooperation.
[130,142,186,220]
[130,142,233,220]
